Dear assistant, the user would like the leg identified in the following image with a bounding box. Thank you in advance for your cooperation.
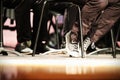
[32,0,49,53]
[82,0,108,36]
[15,0,35,43]
[83,0,120,57]
[81,0,109,56]
[90,0,120,43]
[15,0,36,53]
[64,5,79,35]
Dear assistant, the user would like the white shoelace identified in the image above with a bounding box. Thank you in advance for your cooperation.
[84,37,91,51]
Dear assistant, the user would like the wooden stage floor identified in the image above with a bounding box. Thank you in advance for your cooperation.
[2,14,120,80]
[0,50,120,80]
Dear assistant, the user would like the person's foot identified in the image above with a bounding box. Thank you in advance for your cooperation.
[35,43,50,54]
[15,40,33,53]
[65,31,81,57]
[37,45,50,53]
[83,37,91,56]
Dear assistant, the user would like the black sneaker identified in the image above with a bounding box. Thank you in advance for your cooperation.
[36,45,50,53]
[15,40,33,53]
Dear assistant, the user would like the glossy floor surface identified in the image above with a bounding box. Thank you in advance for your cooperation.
[0,53,120,80]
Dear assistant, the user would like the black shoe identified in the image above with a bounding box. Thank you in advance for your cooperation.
[15,41,33,53]
[36,45,50,53]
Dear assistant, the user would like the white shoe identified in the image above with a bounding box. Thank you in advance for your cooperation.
[67,43,81,57]
[83,37,91,56]
[65,31,81,57]
[21,47,33,53]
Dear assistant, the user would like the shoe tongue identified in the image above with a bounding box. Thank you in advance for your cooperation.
[26,40,31,47]
[22,41,31,47]
[70,32,78,44]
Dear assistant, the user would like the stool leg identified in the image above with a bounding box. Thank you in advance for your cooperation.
[110,29,116,58]
[55,16,60,49]
[32,1,47,56]
[77,5,84,58]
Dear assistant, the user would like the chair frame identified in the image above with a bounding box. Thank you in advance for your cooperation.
[32,0,117,58]
[32,0,85,58]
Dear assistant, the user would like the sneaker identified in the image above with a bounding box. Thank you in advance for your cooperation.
[15,40,33,53]
[91,42,96,49]
[36,44,50,53]
[65,31,81,57]
[83,37,91,56]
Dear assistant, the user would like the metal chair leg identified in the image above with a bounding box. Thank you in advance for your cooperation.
[32,1,47,56]
[76,5,84,58]
[110,29,116,58]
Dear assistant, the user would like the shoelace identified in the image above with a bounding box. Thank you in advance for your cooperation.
[70,43,79,52]
[84,37,91,51]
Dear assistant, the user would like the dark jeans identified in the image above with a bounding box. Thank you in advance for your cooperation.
[15,0,49,49]
[15,0,35,43]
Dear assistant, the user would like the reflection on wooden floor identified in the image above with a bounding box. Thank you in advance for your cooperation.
[0,54,120,80]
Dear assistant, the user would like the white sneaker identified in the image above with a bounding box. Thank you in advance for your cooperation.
[65,31,81,57]
[83,37,91,56]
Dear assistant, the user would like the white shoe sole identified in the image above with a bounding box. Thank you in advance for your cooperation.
[21,48,33,53]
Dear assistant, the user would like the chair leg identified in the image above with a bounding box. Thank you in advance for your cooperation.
[55,15,60,49]
[32,1,47,56]
[110,29,116,58]
[77,5,84,58]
